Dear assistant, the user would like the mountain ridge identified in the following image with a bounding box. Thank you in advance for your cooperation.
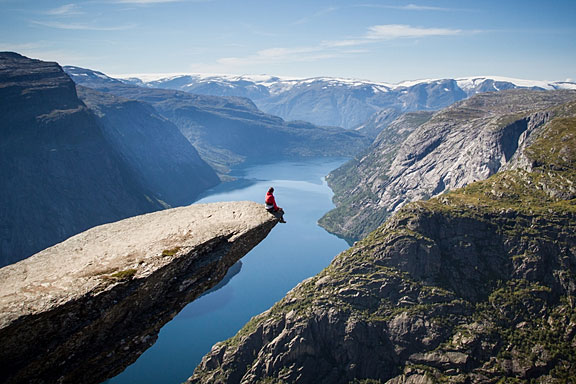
[319,89,576,241]
[0,52,169,266]
[116,72,576,93]
[115,72,576,130]
[76,85,220,206]
[64,65,370,174]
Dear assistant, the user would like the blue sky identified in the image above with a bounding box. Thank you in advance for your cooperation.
[1,0,575,83]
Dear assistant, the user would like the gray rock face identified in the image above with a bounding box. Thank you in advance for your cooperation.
[0,201,278,384]
[354,107,403,138]
[0,52,166,266]
[188,113,576,383]
[320,90,576,241]
[77,86,220,206]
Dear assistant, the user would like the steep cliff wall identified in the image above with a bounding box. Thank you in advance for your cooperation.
[321,90,576,241]
[190,115,576,383]
[77,86,220,206]
[0,201,277,384]
[0,52,169,266]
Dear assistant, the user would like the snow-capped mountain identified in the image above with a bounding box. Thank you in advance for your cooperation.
[117,73,576,130]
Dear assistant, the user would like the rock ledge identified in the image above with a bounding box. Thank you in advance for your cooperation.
[0,201,277,384]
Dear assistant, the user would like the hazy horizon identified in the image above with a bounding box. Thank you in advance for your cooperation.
[1,0,575,84]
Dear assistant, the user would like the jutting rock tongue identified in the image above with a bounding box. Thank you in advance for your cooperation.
[0,201,278,384]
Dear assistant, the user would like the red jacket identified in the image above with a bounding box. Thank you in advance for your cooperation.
[265,192,278,210]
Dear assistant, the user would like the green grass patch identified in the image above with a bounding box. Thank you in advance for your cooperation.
[162,247,181,256]
[106,268,137,281]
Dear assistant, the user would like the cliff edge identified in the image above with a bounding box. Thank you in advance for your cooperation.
[0,201,277,384]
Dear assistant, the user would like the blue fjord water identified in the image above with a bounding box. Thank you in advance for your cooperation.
[108,157,349,384]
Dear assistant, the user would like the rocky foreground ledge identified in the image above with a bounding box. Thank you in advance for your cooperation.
[0,201,277,384]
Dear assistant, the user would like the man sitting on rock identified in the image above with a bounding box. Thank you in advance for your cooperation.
[265,187,286,223]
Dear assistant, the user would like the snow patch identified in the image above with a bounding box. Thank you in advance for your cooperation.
[113,72,576,95]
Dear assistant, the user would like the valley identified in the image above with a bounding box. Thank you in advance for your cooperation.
[1,50,575,384]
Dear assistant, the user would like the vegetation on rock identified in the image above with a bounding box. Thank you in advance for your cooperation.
[107,269,137,281]
[189,99,576,384]
[162,247,181,256]
[320,91,576,242]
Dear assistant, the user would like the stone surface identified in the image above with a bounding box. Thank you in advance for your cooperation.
[0,52,165,266]
[0,201,277,384]
[320,90,576,241]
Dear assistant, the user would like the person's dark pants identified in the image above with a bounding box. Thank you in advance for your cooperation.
[267,208,285,222]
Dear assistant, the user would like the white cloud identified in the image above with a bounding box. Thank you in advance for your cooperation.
[31,20,136,31]
[294,3,453,25]
[45,4,84,16]
[322,39,367,48]
[366,24,462,39]
[325,24,463,48]
[113,0,211,3]
[388,4,451,11]
[217,24,464,68]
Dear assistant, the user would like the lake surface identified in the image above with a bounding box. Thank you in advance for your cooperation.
[108,157,349,384]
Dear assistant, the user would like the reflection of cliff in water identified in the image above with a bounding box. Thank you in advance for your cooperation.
[172,262,244,320]
[109,157,351,384]
[200,261,242,297]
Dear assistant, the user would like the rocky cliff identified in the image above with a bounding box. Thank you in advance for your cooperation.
[77,86,219,206]
[189,109,576,383]
[320,90,576,241]
[0,201,277,384]
[0,52,166,266]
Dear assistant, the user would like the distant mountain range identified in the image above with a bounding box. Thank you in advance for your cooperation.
[64,66,370,173]
[117,72,576,131]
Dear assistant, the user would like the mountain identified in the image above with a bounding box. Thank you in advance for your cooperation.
[0,52,219,266]
[319,89,576,242]
[189,98,576,384]
[354,107,404,138]
[119,73,576,130]
[0,52,167,266]
[65,66,370,174]
[76,86,219,206]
